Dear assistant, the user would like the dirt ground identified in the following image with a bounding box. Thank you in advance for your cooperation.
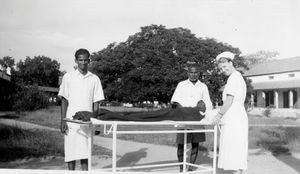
[0,137,300,174]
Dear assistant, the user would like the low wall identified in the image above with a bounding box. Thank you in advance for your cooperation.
[248,107,300,118]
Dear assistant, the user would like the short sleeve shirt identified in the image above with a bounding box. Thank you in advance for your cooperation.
[222,70,246,104]
[171,79,212,109]
[58,70,105,119]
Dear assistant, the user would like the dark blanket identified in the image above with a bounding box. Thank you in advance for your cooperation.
[73,107,205,122]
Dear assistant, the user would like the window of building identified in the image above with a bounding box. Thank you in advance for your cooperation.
[268,76,274,79]
[288,73,295,77]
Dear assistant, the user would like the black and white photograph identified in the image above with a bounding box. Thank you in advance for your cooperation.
[0,0,299,173]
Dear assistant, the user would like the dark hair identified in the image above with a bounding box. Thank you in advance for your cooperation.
[218,57,233,63]
[217,57,234,66]
[186,61,200,71]
[75,48,90,59]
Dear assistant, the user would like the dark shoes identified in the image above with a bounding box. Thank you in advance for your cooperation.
[179,166,194,172]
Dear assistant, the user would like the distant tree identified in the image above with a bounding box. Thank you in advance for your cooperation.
[244,50,279,66]
[13,56,61,87]
[0,56,15,68]
[90,24,249,105]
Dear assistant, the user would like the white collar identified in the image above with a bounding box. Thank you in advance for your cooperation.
[75,69,92,78]
[184,79,202,86]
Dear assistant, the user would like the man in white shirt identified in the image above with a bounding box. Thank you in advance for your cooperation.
[58,48,105,170]
[171,61,212,172]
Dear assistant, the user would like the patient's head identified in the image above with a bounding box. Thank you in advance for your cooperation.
[196,100,206,112]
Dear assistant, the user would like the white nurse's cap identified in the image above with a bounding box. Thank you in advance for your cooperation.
[216,51,235,62]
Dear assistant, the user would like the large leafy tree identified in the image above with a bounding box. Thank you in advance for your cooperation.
[13,56,61,87]
[90,24,248,105]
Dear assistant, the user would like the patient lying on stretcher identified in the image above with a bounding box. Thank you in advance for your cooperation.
[73,100,209,122]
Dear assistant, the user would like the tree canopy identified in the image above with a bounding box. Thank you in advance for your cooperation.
[13,56,61,87]
[90,24,248,105]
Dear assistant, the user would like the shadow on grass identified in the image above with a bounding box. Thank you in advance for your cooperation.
[256,127,300,173]
[0,155,66,169]
[0,147,47,162]
[0,114,19,119]
[259,144,300,173]
[275,154,300,174]
[0,124,64,163]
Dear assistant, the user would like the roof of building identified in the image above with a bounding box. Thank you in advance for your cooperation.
[244,57,300,76]
[251,79,300,90]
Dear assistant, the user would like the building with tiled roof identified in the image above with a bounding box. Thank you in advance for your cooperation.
[244,57,300,109]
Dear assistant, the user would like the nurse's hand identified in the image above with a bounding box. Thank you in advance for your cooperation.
[211,114,222,125]
[61,120,69,135]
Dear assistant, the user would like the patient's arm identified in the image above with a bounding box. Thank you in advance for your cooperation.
[171,102,182,108]
[196,100,206,113]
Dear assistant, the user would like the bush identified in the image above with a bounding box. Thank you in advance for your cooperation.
[263,105,275,117]
[109,101,122,106]
[12,85,49,112]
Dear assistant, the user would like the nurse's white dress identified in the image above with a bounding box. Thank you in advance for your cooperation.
[218,70,248,170]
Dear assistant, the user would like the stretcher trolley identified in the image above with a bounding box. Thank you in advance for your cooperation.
[64,118,218,174]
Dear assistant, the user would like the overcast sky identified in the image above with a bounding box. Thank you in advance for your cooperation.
[0,0,299,71]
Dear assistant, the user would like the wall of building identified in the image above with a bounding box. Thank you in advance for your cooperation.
[249,71,300,83]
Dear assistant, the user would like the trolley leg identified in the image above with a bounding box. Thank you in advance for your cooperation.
[88,123,93,171]
[183,130,187,173]
[112,124,117,173]
[213,125,218,174]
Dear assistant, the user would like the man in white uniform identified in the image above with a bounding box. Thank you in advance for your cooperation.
[171,62,212,172]
[59,48,105,170]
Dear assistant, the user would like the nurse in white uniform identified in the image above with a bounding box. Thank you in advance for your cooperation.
[212,51,248,174]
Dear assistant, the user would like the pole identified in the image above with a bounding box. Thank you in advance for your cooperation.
[112,123,117,173]
[183,130,187,173]
[213,125,218,174]
[88,123,93,171]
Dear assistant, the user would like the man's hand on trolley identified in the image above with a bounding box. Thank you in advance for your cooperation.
[61,120,69,135]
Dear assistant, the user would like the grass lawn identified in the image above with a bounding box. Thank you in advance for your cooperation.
[13,106,300,155]
[0,123,111,162]
[17,106,61,129]
[0,124,63,162]
[249,114,300,126]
